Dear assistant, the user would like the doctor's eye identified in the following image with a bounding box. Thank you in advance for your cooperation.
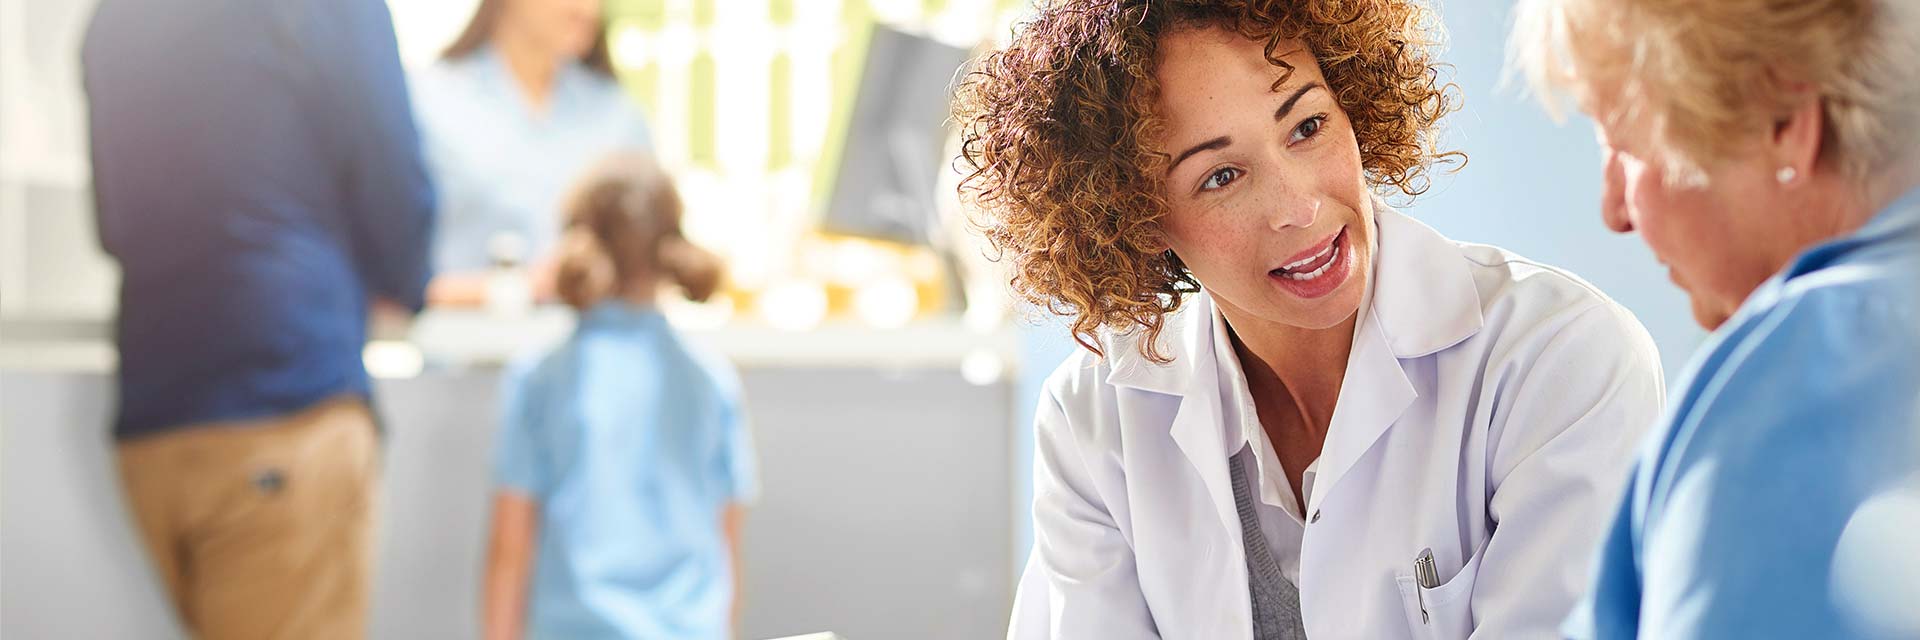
[1289,115,1327,144]
[1201,167,1243,192]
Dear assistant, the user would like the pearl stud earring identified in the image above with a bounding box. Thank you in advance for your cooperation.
[1776,166,1798,184]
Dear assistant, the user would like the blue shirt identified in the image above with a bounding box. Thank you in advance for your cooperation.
[495,302,759,640]
[1569,187,1920,639]
[82,0,436,438]
[410,47,652,273]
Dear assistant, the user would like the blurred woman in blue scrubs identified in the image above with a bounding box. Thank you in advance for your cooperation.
[483,151,757,640]
[414,0,653,305]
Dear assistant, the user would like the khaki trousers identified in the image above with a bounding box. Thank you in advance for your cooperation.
[116,397,379,640]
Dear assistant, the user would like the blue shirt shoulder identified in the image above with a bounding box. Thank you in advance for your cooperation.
[84,0,435,436]
[1574,190,1920,640]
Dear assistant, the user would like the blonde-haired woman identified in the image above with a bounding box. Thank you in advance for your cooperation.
[1511,0,1920,637]
[482,152,757,640]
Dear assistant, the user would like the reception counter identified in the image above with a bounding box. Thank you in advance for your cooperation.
[1,313,1022,639]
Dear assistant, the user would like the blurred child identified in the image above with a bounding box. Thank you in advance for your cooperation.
[483,151,758,640]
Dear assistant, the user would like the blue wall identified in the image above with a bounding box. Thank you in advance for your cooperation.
[1414,1,1703,378]
[1007,0,1704,571]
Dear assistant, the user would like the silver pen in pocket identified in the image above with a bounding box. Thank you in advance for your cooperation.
[1415,548,1440,588]
[1414,548,1439,624]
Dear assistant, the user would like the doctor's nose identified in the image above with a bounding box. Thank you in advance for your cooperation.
[1262,189,1322,232]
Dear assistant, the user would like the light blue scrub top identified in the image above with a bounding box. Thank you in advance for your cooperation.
[1568,186,1920,639]
[410,46,652,272]
[495,302,759,640]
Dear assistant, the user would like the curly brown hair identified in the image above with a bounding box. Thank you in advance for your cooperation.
[954,0,1461,362]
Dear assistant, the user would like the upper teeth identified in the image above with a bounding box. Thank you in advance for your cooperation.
[1283,243,1340,280]
[1282,238,1337,271]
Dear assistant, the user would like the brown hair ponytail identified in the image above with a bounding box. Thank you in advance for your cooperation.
[658,237,723,303]
[554,225,616,309]
[555,151,725,309]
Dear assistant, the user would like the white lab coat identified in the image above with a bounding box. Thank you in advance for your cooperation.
[1009,208,1665,640]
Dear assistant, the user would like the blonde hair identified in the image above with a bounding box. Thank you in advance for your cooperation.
[554,152,724,309]
[1510,0,1920,189]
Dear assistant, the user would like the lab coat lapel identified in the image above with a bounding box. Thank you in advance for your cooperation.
[1167,360,1243,541]
[1105,294,1246,540]
[1306,307,1416,515]
[1307,206,1483,514]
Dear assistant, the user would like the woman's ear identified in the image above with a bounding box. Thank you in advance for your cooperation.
[1770,86,1824,185]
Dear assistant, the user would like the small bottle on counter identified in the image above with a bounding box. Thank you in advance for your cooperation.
[485,231,533,318]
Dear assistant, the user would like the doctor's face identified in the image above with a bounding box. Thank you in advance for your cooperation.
[1153,29,1374,332]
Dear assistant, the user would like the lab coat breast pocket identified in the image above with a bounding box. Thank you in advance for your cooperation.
[1394,548,1483,640]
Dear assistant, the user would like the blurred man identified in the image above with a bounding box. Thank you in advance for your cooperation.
[81,0,435,636]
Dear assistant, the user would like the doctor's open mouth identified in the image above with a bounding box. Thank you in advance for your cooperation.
[1268,225,1354,299]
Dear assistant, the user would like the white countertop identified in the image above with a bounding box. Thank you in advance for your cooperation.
[0,307,1019,374]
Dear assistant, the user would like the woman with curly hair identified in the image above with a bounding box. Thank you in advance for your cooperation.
[954,1,1666,637]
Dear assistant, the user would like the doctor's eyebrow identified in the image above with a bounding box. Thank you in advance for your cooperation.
[1169,136,1231,173]
[1167,82,1326,173]
[1273,82,1323,125]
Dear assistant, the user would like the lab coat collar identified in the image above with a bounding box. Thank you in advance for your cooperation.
[1101,204,1484,522]
[1099,293,1212,397]
[1087,291,1235,536]
[1368,205,1485,358]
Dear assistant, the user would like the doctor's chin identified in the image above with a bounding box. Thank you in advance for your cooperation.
[4,0,1918,639]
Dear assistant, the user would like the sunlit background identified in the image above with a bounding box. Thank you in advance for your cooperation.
[1,1,1703,638]
[388,0,1029,340]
